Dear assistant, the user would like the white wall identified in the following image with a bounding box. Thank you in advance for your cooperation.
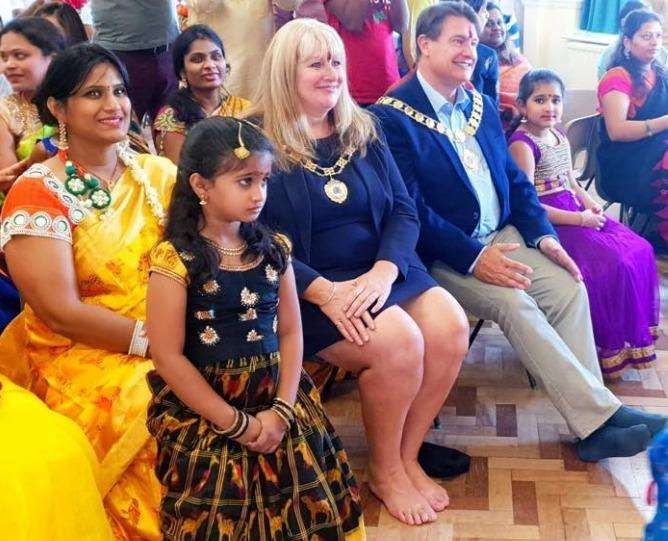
[0,0,31,24]
[520,0,609,90]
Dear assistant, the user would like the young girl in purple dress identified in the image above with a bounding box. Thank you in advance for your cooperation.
[508,69,660,379]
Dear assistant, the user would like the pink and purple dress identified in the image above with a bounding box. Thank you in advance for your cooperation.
[509,128,660,378]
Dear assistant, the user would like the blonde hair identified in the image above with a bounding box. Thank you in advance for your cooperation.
[248,18,378,170]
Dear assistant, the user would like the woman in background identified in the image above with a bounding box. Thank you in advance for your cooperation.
[154,24,249,163]
[481,1,531,127]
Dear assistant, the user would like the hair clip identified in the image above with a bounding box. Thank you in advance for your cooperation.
[233,122,251,160]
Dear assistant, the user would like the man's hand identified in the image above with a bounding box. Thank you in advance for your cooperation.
[539,237,582,282]
[473,243,533,289]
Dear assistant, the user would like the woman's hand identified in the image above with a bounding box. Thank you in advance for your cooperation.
[234,414,262,447]
[319,280,374,346]
[576,190,603,214]
[0,159,30,191]
[343,261,398,318]
[579,209,606,230]
[245,410,287,454]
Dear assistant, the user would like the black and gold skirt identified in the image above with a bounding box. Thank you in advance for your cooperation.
[146,352,365,541]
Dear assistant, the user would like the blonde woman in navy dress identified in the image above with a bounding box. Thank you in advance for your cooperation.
[256,19,470,526]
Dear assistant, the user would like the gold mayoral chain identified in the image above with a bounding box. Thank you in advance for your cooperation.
[299,146,356,204]
[376,90,484,172]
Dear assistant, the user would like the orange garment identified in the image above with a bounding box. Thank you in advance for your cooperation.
[498,55,532,126]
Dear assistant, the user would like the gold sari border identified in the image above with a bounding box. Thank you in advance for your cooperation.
[149,266,188,287]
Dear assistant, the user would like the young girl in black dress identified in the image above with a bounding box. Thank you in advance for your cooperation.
[146,117,365,540]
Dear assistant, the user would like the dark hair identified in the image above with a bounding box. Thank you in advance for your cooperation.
[0,16,66,57]
[463,0,485,12]
[165,117,288,284]
[608,9,664,95]
[619,1,649,25]
[167,25,226,130]
[506,69,565,136]
[34,42,129,126]
[415,1,479,59]
[483,1,519,65]
[34,2,88,45]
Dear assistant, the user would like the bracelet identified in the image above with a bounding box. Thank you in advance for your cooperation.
[211,409,250,439]
[645,120,655,138]
[270,397,296,428]
[41,136,58,156]
[319,283,337,307]
[128,320,149,357]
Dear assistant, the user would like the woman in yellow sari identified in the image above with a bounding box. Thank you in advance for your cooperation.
[0,43,175,540]
[154,24,249,163]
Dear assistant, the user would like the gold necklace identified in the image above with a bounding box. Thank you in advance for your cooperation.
[376,90,484,172]
[298,146,356,204]
[16,93,39,133]
[204,238,247,256]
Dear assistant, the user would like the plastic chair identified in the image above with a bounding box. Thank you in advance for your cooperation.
[561,89,598,126]
[565,113,599,191]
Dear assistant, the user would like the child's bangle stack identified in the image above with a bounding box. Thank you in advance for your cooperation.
[270,397,296,429]
[212,409,250,439]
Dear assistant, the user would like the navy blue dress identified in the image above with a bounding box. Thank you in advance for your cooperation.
[264,134,435,357]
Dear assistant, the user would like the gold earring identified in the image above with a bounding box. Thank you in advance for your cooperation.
[199,198,207,206]
[179,76,188,90]
[58,120,68,150]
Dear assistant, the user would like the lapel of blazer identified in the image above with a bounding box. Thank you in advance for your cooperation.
[398,76,477,197]
[281,168,312,261]
[471,99,505,201]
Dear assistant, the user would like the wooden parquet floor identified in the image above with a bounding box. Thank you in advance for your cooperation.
[324,260,668,541]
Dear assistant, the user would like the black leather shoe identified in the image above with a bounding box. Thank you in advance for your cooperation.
[417,442,471,478]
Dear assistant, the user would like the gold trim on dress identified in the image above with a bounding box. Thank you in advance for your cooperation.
[149,266,188,287]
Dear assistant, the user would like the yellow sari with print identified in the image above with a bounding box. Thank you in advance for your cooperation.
[0,153,176,540]
[153,93,250,155]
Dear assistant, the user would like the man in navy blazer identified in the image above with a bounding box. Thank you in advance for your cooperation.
[371,2,665,461]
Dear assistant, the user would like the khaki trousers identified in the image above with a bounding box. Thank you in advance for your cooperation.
[432,226,621,438]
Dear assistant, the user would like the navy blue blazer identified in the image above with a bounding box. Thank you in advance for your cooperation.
[471,43,499,105]
[262,135,426,294]
[369,73,555,275]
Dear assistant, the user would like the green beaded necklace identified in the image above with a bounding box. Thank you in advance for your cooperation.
[59,150,113,210]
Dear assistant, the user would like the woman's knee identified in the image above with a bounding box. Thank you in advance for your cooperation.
[415,288,470,359]
[372,309,425,380]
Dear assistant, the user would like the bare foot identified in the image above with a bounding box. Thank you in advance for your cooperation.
[368,463,437,526]
[403,459,450,512]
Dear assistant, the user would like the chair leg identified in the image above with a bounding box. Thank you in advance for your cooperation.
[526,370,538,389]
[469,318,485,347]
